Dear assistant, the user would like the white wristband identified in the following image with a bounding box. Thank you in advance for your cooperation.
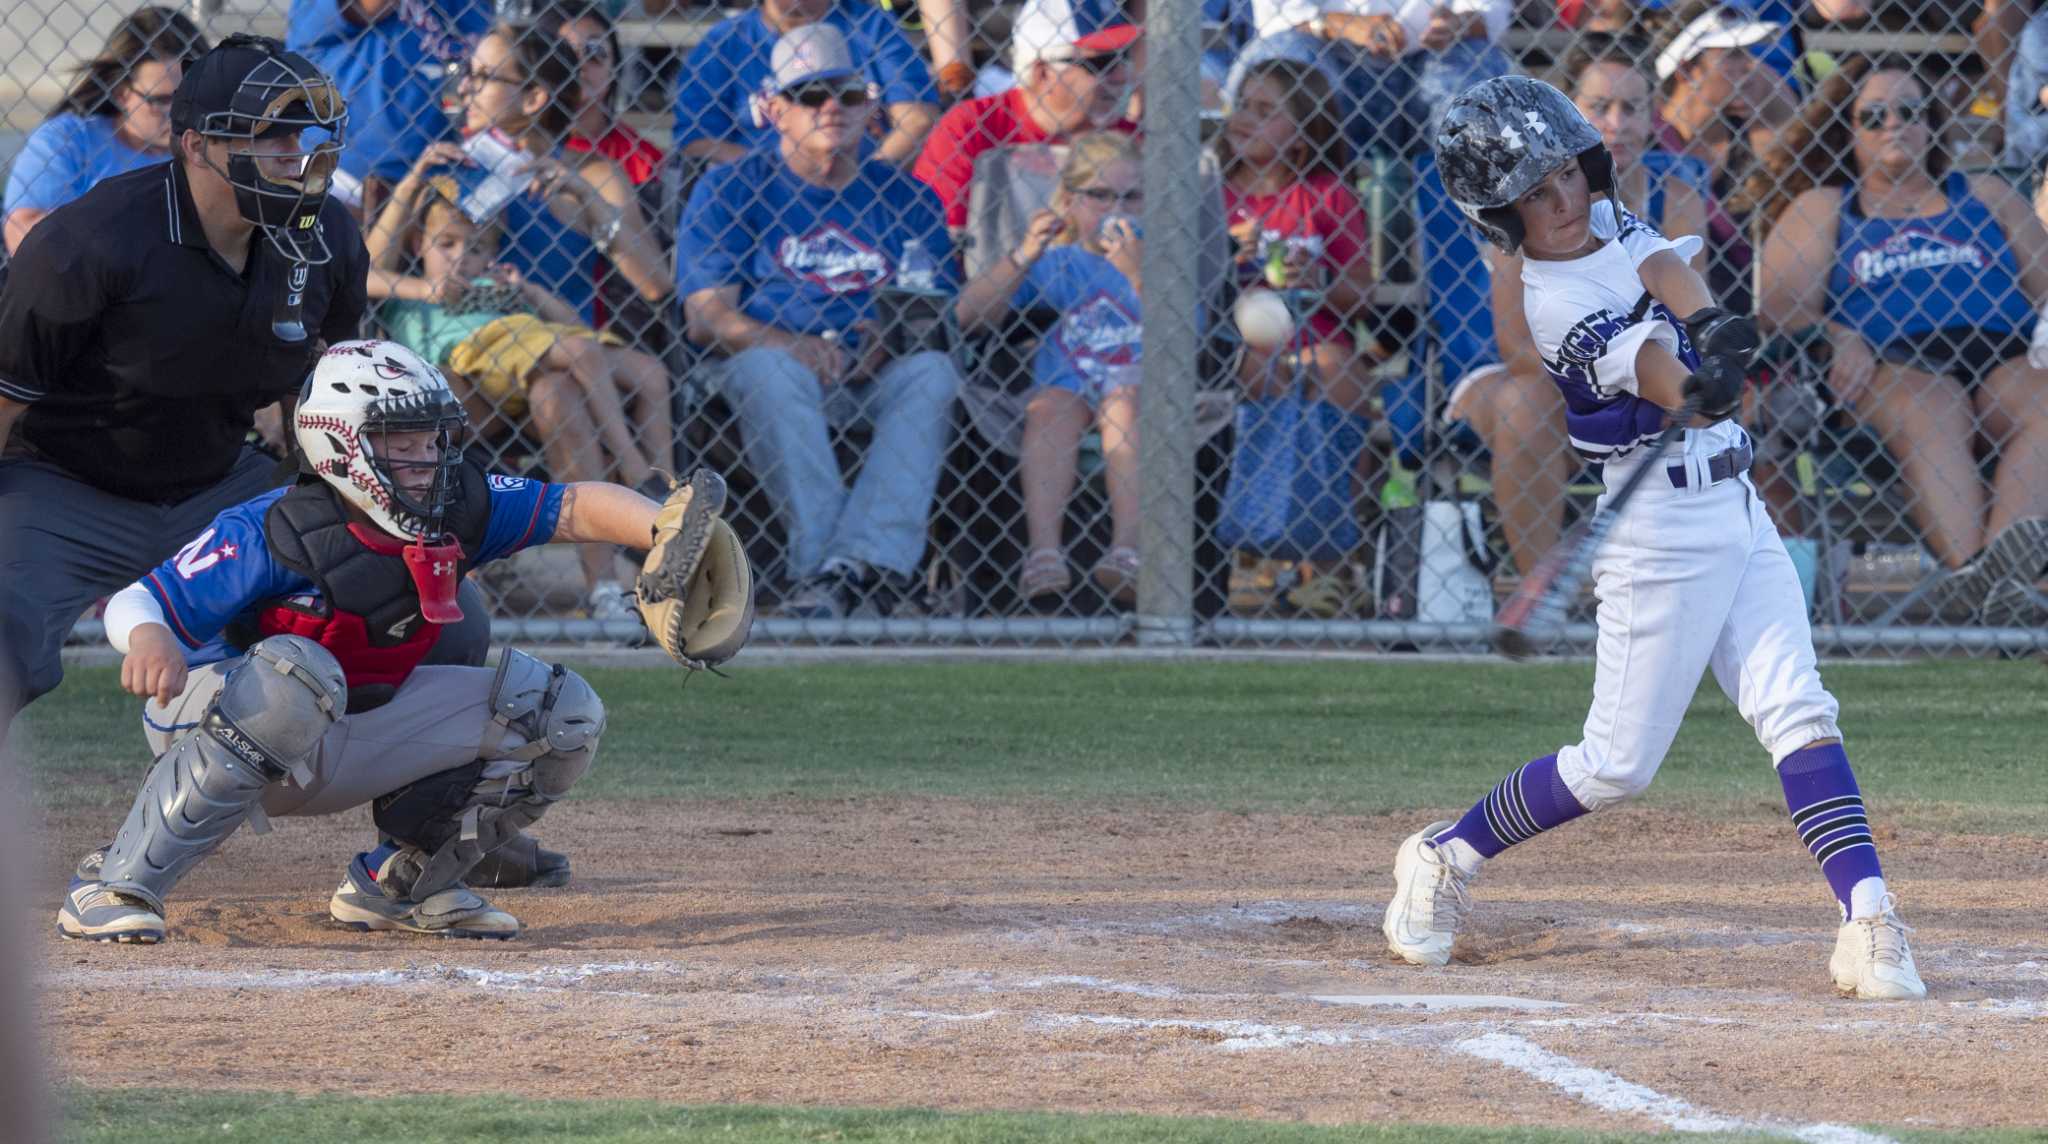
[103,583,168,655]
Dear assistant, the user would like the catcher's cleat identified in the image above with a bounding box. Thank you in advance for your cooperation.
[1383,821,1475,967]
[329,848,519,940]
[74,844,109,882]
[1829,895,1926,1001]
[57,879,165,944]
[467,832,572,889]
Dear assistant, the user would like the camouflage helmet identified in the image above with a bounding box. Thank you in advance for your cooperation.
[1432,75,1613,254]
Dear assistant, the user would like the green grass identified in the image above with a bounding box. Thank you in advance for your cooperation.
[54,1089,2047,1144]
[15,660,2046,830]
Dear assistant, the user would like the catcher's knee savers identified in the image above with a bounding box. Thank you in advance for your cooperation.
[373,649,604,900]
[99,636,347,913]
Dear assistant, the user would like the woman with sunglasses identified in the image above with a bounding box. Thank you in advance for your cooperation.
[1752,56,2048,624]
[4,7,208,255]
[450,21,670,322]
[541,2,665,189]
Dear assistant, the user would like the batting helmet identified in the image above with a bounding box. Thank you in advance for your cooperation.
[1433,75,1613,254]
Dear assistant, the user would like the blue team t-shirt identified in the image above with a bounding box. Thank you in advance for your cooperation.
[675,147,954,348]
[2,114,165,217]
[288,0,493,184]
[671,2,937,154]
[141,475,565,668]
[1012,247,1143,404]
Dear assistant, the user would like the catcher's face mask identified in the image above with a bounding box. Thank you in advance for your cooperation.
[360,393,470,542]
[194,50,348,264]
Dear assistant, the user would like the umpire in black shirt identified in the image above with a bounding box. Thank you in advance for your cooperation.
[0,35,493,721]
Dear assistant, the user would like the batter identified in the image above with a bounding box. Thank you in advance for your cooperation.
[1383,76,1924,1001]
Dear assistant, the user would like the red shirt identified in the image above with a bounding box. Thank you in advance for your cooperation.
[565,121,665,187]
[1223,171,1369,347]
[913,87,1137,228]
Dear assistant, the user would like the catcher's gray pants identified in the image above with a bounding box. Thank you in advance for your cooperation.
[0,447,492,727]
[145,661,539,819]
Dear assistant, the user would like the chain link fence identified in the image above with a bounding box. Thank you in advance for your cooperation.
[7,0,2046,656]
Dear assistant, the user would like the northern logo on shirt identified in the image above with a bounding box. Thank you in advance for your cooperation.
[777,223,890,294]
[1850,228,1987,286]
[1052,291,1142,377]
[172,528,241,580]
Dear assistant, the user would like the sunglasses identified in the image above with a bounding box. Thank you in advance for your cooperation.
[786,83,870,109]
[1069,51,1128,78]
[133,91,176,108]
[577,41,614,66]
[1070,185,1143,206]
[1855,99,1927,132]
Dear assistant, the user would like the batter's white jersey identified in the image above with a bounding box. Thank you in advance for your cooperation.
[1517,201,1841,808]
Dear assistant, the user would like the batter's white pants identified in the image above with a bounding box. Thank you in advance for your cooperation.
[1557,439,1842,810]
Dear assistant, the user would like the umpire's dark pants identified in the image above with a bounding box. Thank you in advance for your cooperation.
[0,447,490,733]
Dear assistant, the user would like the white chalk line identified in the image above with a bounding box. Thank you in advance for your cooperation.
[47,960,1994,1141]
[1454,1033,1895,1144]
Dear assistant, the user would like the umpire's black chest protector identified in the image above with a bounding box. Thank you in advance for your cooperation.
[245,463,491,709]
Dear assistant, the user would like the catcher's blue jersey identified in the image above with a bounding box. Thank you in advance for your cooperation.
[140,474,564,669]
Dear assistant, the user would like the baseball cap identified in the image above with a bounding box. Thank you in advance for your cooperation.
[1654,6,1782,82]
[1010,0,1140,73]
[768,23,859,94]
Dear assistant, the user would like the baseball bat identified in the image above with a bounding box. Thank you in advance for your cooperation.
[1492,397,1702,659]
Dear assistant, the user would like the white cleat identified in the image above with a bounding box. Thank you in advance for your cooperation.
[1830,895,1926,1000]
[1382,820,1475,966]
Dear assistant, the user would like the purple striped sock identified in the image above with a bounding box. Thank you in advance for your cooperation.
[1778,742,1883,916]
[1430,754,1589,860]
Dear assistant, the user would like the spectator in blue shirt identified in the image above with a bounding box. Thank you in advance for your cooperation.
[4,8,208,254]
[679,24,963,619]
[673,0,940,169]
[287,0,493,202]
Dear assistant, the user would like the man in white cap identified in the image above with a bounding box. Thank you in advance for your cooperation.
[673,0,940,168]
[679,23,963,621]
[913,0,1140,235]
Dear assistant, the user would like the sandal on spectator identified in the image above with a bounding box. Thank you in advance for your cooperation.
[1092,546,1141,607]
[1019,548,1071,601]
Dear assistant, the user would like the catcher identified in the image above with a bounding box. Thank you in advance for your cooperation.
[58,339,751,943]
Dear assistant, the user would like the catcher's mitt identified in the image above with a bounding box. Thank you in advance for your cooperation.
[635,469,754,670]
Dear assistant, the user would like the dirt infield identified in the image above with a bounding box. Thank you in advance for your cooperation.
[34,798,2048,1136]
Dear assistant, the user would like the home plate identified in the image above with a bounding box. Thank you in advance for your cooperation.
[1310,994,1570,1012]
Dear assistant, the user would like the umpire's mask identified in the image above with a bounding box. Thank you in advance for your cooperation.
[174,34,348,264]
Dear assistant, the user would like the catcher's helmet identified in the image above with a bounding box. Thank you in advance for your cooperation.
[1433,75,1613,254]
[295,340,470,541]
[173,33,348,265]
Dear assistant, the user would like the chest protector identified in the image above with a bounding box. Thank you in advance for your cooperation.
[253,462,491,712]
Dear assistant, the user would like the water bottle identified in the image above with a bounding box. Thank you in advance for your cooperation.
[896,237,939,294]
[1099,213,1143,243]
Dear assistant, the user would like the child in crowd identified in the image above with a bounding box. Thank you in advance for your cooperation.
[366,160,674,618]
[955,133,1148,606]
[1218,58,1378,617]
